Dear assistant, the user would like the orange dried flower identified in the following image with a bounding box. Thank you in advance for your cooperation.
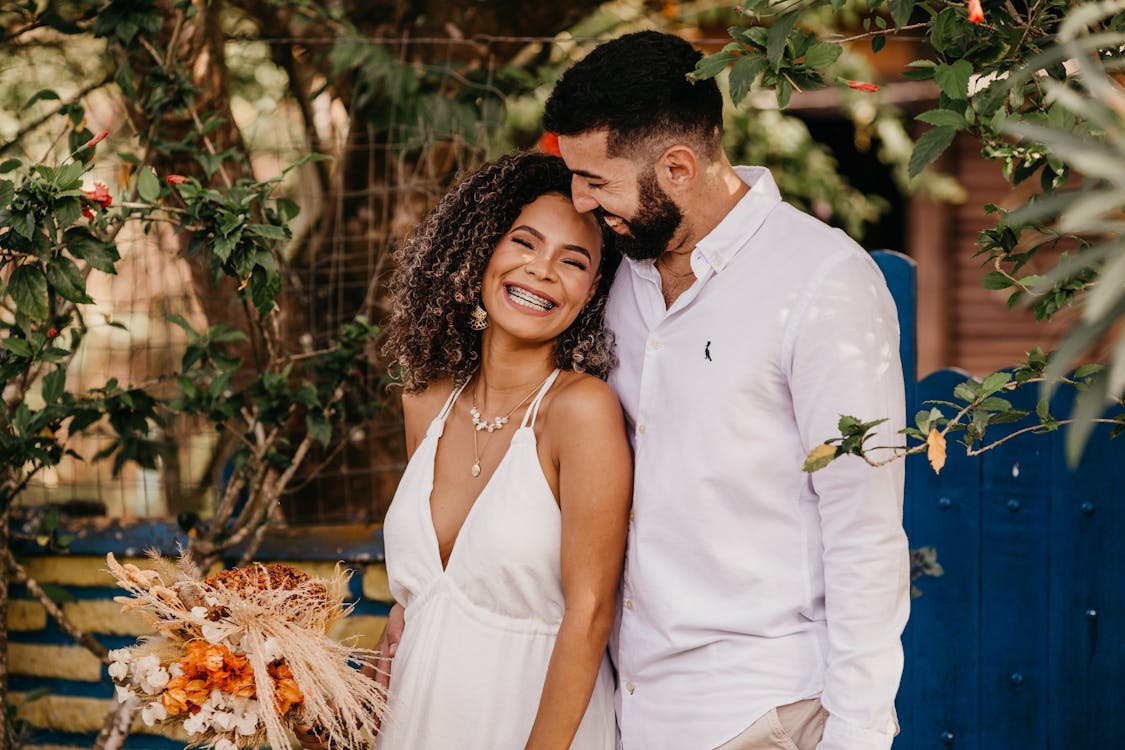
[161,674,209,716]
[846,80,880,93]
[167,174,188,185]
[269,662,304,714]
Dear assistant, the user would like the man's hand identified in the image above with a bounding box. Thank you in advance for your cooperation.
[371,602,404,691]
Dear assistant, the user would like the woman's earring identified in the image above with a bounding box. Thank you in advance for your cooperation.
[468,304,489,331]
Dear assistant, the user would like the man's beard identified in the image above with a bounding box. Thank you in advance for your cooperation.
[603,170,683,261]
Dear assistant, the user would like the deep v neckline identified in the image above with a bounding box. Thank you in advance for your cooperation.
[423,369,560,573]
[425,425,529,572]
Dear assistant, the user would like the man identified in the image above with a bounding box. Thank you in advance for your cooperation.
[540,30,909,750]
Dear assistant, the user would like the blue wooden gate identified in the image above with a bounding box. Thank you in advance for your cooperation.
[874,251,1123,750]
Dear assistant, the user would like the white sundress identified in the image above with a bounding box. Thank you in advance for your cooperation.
[375,369,617,750]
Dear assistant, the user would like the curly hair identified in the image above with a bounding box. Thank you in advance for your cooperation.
[383,152,619,393]
[543,31,723,160]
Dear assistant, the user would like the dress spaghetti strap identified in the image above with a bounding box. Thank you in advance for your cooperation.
[520,369,562,430]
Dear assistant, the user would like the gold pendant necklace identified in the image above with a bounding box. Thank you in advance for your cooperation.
[469,372,552,478]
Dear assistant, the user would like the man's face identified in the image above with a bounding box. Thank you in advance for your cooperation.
[558,130,683,261]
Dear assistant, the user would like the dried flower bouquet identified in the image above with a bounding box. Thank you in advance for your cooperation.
[106,553,386,749]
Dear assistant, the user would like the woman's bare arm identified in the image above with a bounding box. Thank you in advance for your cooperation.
[524,378,632,750]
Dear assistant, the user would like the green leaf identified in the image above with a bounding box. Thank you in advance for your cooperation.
[0,179,13,206]
[12,210,36,240]
[908,126,956,178]
[981,371,1012,395]
[136,166,160,203]
[728,54,768,105]
[24,89,60,110]
[767,12,800,67]
[46,256,95,304]
[9,264,49,321]
[65,227,120,274]
[871,34,886,53]
[306,413,332,448]
[915,109,966,128]
[0,158,21,174]
[244,223,289,240]
[888,0,915,27]
[4,337,33,358]
[802,443,839,473]
[933,59,973,100]
[954,380,980,402]
[39,582,75,604]
[42,367,66,403]
[1074,364,1103,379]
[692,51,739,81]
[978,396,1012,412]
[981,271,1013,290]
[164,312,200,340]
[803,42,841,68]
[776,76,793,109]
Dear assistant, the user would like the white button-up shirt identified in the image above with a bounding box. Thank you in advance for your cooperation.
[606,167,909,750]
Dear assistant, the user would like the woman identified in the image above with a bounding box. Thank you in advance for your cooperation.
[374,151,631,749]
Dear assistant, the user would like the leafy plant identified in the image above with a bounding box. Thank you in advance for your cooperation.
[696,0,1125,469]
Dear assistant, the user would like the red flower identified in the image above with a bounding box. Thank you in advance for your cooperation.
[846,80,880,93]
[81,181,112,210]
[82,207,95,220]
[539,131,562,157]
[47,328,59,338]
[167,174,188,185]
[967,0,984,23]
[84,130,109,148]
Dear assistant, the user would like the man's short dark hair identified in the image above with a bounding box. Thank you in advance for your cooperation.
[544,31,723,159]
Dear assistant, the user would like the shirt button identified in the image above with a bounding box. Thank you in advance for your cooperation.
[625,681,635,694]
[649,338,662,350]
[624,599,634,610]
[629,511,635,522]
[637,424,647,435]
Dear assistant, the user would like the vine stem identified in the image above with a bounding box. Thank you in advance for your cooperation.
[831,21,928,44]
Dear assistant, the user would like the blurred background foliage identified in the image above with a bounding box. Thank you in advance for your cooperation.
[1,0,1122,522]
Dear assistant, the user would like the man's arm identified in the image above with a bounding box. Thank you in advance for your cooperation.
[787,251,910,750]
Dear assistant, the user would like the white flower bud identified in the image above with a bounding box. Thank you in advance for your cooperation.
[108,661,129,681]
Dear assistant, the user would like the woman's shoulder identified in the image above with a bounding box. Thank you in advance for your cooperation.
[546,371,623,426]
[402,378,459,421]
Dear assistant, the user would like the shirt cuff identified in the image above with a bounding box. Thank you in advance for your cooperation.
[817,711,897,750]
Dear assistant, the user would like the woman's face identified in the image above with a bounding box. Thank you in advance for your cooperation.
[480,192,603,347]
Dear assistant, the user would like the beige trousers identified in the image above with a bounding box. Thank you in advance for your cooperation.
[712,698,829,750]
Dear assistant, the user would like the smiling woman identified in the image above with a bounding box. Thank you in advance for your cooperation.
[356,151,632,750]
[382,152,619,394]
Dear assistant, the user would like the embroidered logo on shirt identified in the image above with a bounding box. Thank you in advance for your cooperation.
[704,341,712,361]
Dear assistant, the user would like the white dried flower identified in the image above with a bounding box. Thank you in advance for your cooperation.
[107,660,129,681]
[140,701,168,726]
[214,739,238,750]
[210,709,235,732]
[262,637,283,663]
[201,621,231,644]
[190,606,209,619]
[114,685,135,703]
[182,709,211,736]
[139,666,170,693]
[107,648,131,664]
[234,703,260,736]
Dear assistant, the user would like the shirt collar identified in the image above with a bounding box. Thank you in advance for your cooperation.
[693,166,781,273]
[623,166,782,280]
